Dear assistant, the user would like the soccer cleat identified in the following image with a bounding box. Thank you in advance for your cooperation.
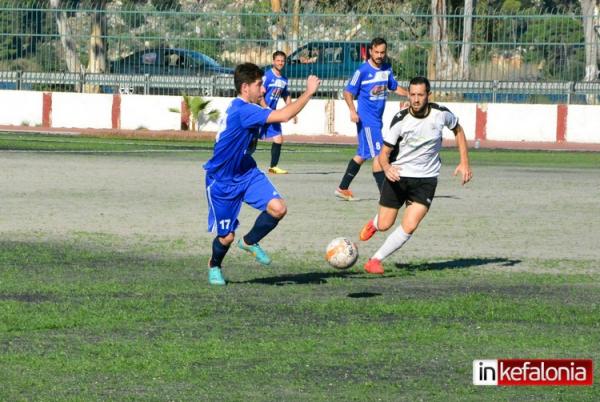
[208,266,226,285]
[364,258,384,275]
[359,219,377,241]
[268,166,288,174]
[237,240,272,265]
[335,188,355,201]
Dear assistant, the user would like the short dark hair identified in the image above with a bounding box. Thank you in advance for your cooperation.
[370,37,387,49]
[234,63,264,94]
[272,50,286,59]
[409,76,431,93]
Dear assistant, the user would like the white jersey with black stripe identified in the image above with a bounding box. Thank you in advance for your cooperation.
[383,103,458,178]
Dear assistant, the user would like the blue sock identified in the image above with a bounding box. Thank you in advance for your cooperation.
[209,236,230,267]
[244,211,280,245]
[339,159,361,189]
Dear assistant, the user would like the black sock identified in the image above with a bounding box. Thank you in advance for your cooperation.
[339,159,361,189]
[373,171,385,192]
[244,211,280,245]
[270,143,282,167]
[209,236,230,268]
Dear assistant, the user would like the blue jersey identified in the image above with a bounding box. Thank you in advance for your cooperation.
[262,68,290,110]
[345,61,398,129]
[203,98,272,182]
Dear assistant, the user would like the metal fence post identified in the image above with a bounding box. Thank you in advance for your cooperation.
[16,70,22,91]
[492,80,498,103]
[144,73,150,95]
[567,81,574,105]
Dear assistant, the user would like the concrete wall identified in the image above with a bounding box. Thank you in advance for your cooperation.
[0,90,598,144]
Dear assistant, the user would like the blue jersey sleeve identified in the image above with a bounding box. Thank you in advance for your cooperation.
[345,69,362,96]
[387,69,399,91]
[262,72,271,92]
[239,102,271,128]
[281,83,290,100]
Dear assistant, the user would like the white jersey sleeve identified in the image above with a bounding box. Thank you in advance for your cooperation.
[443,109,459,131]
[384,110,408,146]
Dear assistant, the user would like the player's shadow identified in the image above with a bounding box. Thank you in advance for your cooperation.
[347,292,382,298]
[394,257,521,272]
[288,171,341,175]
[234,258,521,285]
[234,270,355,286]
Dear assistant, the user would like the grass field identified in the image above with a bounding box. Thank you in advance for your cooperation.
[1,133,599,401]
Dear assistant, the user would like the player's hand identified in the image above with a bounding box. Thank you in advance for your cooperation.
[400,101,409,110]
[383,164,400,182]
[454,163,473,185]
[350,110,359,123]
[306,75,321,95]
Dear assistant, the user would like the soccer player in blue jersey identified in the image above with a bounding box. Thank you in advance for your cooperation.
[203,63,320,285]
[260,50,295,174]
[335,37,409,201]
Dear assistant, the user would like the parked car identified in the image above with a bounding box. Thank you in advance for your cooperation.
[108,47,234,95]
[110,47,233,76]
[282,41,370,80]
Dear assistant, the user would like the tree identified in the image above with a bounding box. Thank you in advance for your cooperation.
[50,0,83,77]
[429,0,458,80]
[85,0,108,93]
[580,0,599,83]
[459,0,474,79]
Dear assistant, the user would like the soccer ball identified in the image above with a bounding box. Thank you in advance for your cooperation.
[325,237,359,269]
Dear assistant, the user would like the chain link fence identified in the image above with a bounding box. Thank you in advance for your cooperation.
[0,1,599,103]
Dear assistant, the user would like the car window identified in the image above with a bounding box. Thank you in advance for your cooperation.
[350,44,370,62]
[165,52,181,67]
[322,46,342,63]
[141,52,158,65]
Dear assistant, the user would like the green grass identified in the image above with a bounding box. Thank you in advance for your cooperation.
[1,132,599,400]
[2,132,600,168]
[1,241,598,401]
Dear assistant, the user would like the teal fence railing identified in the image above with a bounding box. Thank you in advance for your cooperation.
[0,1,598,104]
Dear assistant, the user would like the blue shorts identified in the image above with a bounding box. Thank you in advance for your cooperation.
[356,122,383,160]
[261,123,283,139]
[205,168,281,236]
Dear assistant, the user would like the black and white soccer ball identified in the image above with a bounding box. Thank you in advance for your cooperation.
[325,237,359,269]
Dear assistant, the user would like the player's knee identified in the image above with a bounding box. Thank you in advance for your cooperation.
[377,220,394,232]
[219,233,235,246]
[268,200,287,219]
[402,222,418,234]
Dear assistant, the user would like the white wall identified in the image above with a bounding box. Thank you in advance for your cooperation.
[487,104,556,142]
[442,102,477,140]
[1,90,599,144]
[0,90,43,126]
[52,92,113,129]
[565,105,600,143]
[120,94,181,130]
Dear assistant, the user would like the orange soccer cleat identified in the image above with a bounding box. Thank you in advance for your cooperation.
[335,188,355,201]
[359,219,377,241]
[364,258,384,275]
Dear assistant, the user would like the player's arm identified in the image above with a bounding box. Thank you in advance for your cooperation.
[394,86,409,98]
[266,75,320,123]
[452,123,473,185]
[343,90,359,123]
[378,144,400,182]
[284,95,298,123]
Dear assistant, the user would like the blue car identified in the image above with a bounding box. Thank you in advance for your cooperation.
[107,47,234,95]
[110,47,233,76]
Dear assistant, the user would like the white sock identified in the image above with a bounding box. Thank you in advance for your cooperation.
[372,214,379,230]
[373,226,411,261]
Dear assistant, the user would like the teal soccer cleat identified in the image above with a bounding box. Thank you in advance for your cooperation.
[208,266,226,286]
[237,240,272,265]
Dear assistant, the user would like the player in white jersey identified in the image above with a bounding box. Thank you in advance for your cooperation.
[358,76,473,274]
